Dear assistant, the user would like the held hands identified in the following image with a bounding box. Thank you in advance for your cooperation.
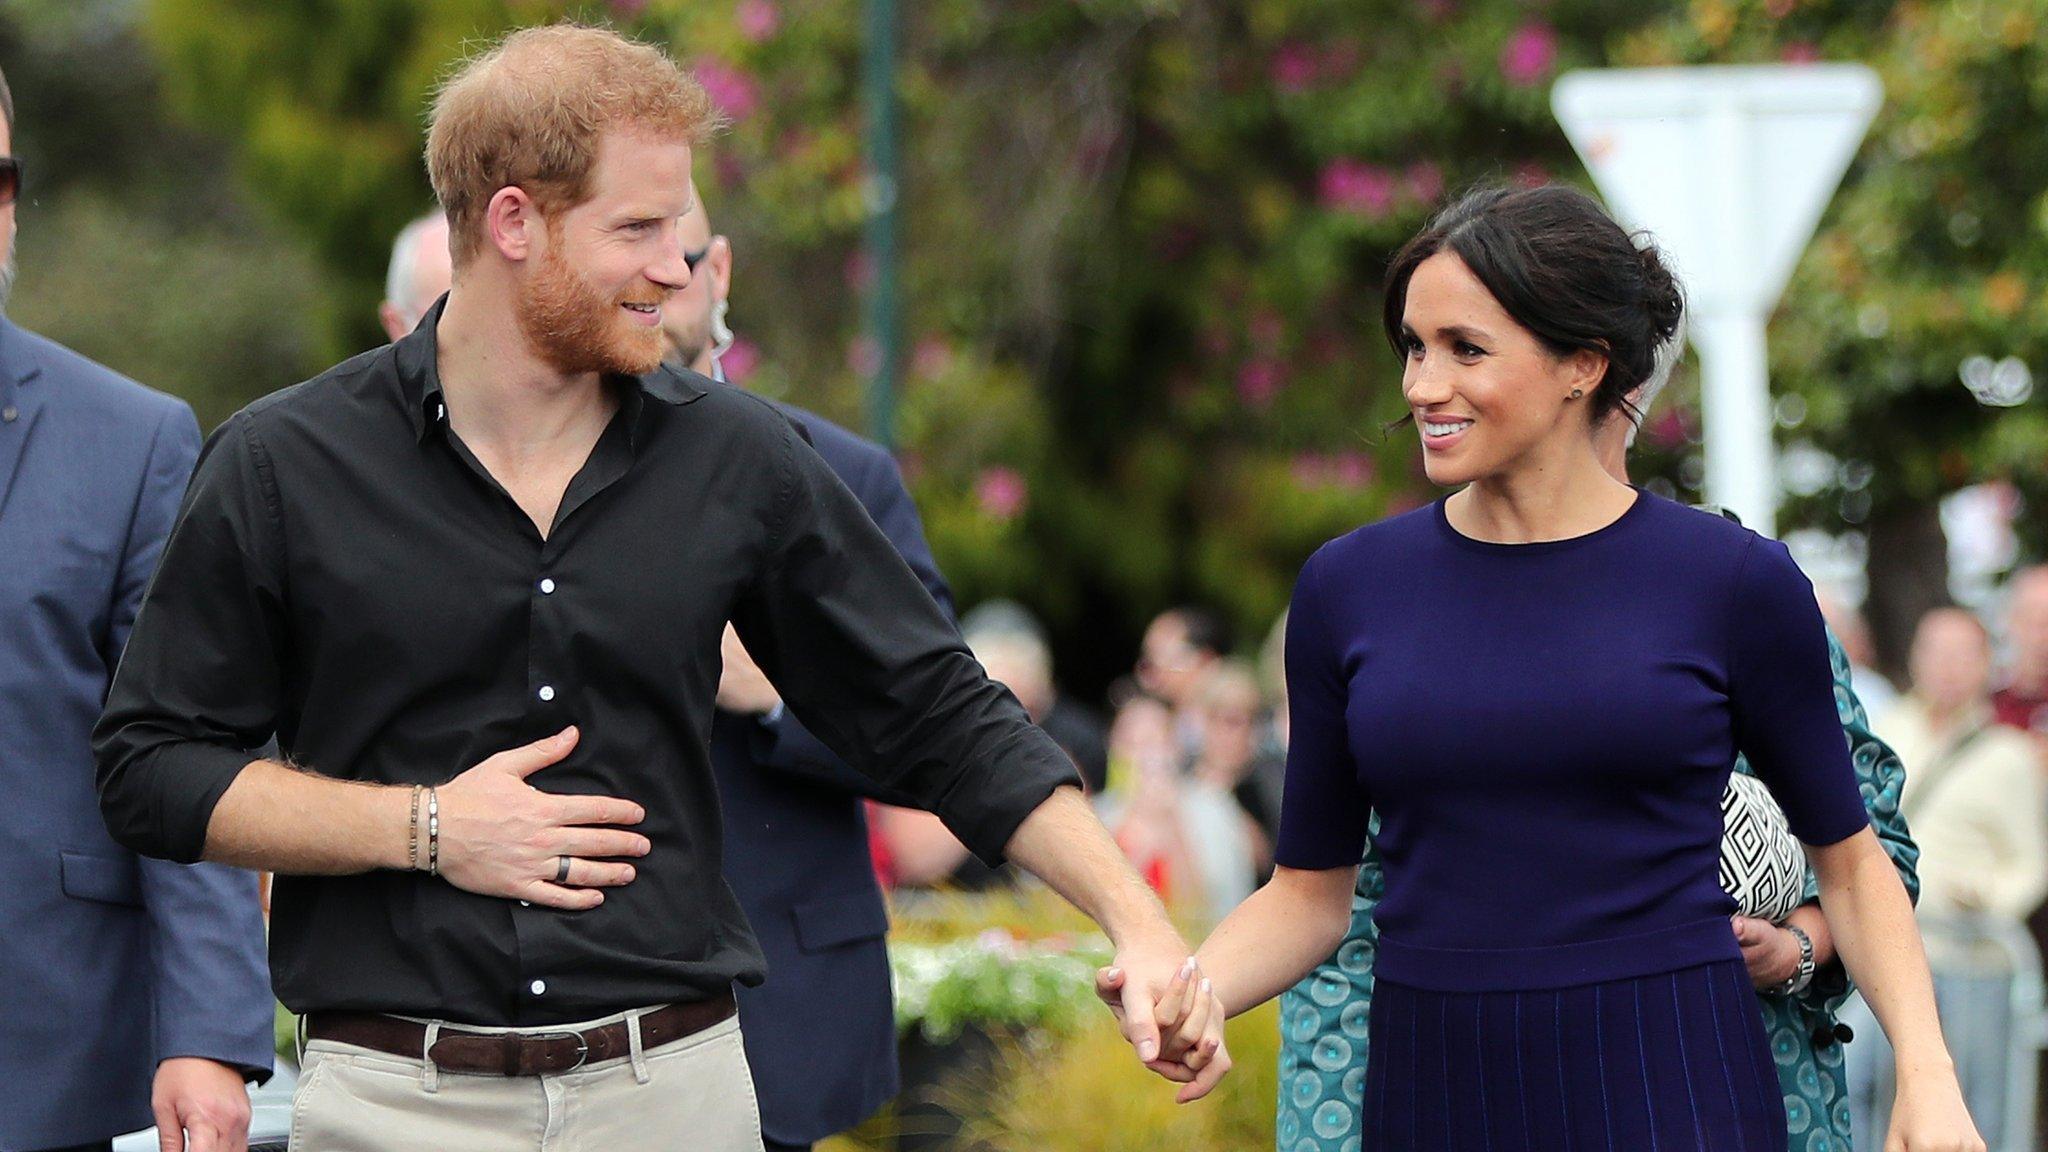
[433,726,651,910]
[152,1057,251,1152]
[1094,951,1232,1103]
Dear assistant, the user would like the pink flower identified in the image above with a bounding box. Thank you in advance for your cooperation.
[912,338,953,380]
[720,336,761,382]
[608,0,650,17]
[1319,159,1397,217]
[1270,43,1319,93]
[1333,452,1375,488]
[693,57,759,121]
[1499,22,1558,87]
[976,468,1028,521]
[1646,409,1691,451]
[1237,360,1285,407]
[1512,161,1550,188]
[1291,453,1328,487]
[736,0,780,41]
[1781,42,1821,63]
[1404,161,1444,206]
[1417,0,1456,19]
[847,337,881,378]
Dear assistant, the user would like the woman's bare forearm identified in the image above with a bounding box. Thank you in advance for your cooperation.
[1812,827,1955,1074]
[1194,865,1357,1017]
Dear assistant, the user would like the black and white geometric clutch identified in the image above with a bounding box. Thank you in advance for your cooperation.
[1719,772,1806,924]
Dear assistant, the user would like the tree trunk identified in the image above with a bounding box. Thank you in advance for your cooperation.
[1863,499,1951,687]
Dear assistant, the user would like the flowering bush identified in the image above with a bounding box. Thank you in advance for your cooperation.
[889,929,1111,1044]
[144,0,2048,680]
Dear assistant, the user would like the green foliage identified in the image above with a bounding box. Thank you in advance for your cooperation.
[10,192,327,430]
[135,0,2048,678]
[1625,0,2048,546]
[0,5,330,429]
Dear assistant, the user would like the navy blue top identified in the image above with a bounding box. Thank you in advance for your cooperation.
[1274,491,1870,992]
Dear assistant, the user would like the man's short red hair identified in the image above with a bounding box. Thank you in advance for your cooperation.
[426,24,720,268]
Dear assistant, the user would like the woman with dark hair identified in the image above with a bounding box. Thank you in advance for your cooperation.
[1131,184,1981,1150]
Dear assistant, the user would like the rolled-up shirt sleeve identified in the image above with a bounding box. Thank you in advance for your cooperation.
[94,412,289,863]
[729,415,1077,865]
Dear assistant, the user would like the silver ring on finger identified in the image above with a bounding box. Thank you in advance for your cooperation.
[556,855,573,884]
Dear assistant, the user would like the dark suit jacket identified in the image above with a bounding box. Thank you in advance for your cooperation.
[0,318,273,1148]
[712,401,953,1146]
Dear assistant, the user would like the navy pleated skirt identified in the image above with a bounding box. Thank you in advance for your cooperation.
[1362,959,1787,1152]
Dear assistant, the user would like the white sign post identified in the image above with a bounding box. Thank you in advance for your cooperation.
[1552,65,1882,536]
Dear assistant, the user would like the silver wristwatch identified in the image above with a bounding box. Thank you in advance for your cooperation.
[1770,924,1816,997]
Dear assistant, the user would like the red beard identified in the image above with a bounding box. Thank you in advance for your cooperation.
[516,233,668,377]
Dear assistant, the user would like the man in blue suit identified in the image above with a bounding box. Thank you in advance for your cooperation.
[670,189,945,1152]
[385,183,950,1151]
[0,66,273,1152]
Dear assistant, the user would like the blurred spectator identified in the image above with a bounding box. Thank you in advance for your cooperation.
[871,615,1108,892]
[1136,606,1231,754]
[961,601,1109,793]
[1187,661,1285,878]
[1818,588,1900,723]
[377,210,450,342]
[1993,564,2048,737]
[1878,607,2048,919]
[1854,605,2045,1147]
[1101,694,1257,922]
[1257,609,1290,750]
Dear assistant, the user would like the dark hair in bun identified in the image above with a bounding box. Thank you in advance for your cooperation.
[1382,183,1685,423]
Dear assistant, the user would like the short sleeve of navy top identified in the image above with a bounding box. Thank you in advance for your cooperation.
[1274,491,1870,992]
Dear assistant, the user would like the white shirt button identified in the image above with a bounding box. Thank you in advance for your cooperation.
[538,685,556,702]
[530,979,547,996]
[539,578,556,595]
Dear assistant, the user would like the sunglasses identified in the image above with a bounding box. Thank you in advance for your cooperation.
[0,158,22,207]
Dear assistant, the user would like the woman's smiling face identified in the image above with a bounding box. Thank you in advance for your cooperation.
[1398,251,1604,488]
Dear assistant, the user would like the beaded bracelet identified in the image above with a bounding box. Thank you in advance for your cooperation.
[407,784,424,871]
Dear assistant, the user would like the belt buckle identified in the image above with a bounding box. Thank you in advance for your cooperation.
[531,1029,590,1073]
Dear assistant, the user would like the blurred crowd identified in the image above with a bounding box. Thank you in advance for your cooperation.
[868,603,1290,925]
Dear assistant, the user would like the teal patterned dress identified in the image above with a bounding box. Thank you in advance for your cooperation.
[1275,629,1920,1152]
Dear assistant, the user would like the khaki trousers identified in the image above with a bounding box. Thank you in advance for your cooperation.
[289,1007,765,1152]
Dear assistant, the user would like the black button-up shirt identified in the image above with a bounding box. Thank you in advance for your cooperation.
[94,303,1076,1026]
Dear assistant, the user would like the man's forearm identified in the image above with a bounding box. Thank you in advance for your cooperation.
[1003,786,1181,949]
[204,759,411,874]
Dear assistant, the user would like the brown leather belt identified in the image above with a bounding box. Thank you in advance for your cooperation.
[305,991,736,1077]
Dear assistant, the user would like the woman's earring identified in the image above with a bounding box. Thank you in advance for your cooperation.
[1569,388,1585,400]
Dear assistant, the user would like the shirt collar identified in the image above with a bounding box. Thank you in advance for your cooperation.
[392,293,709,445]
